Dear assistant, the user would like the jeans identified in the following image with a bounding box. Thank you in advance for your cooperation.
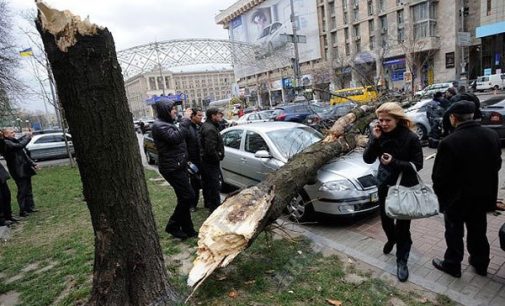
[160,168,195,233]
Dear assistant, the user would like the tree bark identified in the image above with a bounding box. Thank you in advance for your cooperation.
[187,107,376,292]
[36,2,178,305]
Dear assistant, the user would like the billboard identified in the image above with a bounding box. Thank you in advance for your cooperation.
[228,0,321,79]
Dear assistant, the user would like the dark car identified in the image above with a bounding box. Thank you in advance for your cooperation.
[272,104,318,123]
[480,95,505,143]
[143,130,158,164]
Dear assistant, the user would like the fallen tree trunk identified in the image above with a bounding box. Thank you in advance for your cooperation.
[187,106,377,292]
[35,2,179,305]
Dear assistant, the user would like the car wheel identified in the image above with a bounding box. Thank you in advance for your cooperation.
[494,85,500,90]
[145,150,155,165]
[287,190,315,222]
[414,123,427,140]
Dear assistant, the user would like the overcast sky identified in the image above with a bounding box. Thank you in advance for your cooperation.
[9,0,237,112]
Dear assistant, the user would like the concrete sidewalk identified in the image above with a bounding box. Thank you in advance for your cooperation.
[286,208,505,306]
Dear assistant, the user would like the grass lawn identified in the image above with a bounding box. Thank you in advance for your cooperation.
[0,165,454,305]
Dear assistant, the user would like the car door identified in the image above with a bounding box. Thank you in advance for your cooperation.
[241,130,274,185]
[52,134,70,157]
[220,129,245,187]
[29,135,58,160]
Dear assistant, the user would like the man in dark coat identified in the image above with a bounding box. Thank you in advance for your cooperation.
[432,101,502,278]
[0,137,16,226]
[442,86,482,136]
[179,107,203,212]
[2,128,37,217]
[152,101,197,240]
[200,108,225,212]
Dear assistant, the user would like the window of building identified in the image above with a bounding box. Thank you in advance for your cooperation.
[381,33,388,47]
[397,9,404,26]
[342,0,347,10]
[412,2,437,39]
[379,0,385,12]
[398,27,405,43]
[345,43,350,55]
[149,77,156,90]
[368,0,374,16]
[343,11,348,24]
[352,0,359,6]
[356,41,361,53]
[369,19,375,32]
[157,77,164,90]
[380,15,388,31]
[353,8,359,22]
[369,36,375,50]
[344,27,349,40]
[353,24,360,37]
[165,76,170,89]
[396,0,403,5]
[487,0,492,16]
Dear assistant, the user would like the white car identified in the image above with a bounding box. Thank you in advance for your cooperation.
[220,122,379,221]
[232,111,274,126]
[26,133,74,161]
[414,83,453,97]
[476,74,505,91]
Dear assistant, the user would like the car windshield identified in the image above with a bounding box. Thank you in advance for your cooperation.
[267,127,322,159]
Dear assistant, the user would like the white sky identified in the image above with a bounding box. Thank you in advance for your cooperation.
[9,0,237,112]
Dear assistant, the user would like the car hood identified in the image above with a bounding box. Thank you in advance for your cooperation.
[317,151,376,181]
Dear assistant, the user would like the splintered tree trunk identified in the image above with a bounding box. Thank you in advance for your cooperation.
[187,107,377,293]
[36,3,178,305]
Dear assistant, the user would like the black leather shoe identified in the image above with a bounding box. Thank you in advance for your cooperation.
[7,217,20,223]
[185,230,198,238]
[432,258,461,278]
[397,262,409,282]
[167,229,188,240]
[468,257,488,276]
[383,241,395,255]
[19,211,29,217]
[26,209,39,213]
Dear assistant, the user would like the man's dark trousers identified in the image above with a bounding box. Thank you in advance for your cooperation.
[201,162,221,212]
[444,207,489,270]
[15,177,35,213]
[160,168,195,232]
[0,183,12,219]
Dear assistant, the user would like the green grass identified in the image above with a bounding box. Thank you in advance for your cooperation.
[0,165,454,306]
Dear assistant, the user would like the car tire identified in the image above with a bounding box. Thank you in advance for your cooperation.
[414,123,427,140]
[287,190,315,222]
[145,150,155,165]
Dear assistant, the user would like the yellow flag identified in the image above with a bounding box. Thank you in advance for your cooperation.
[19,48,33,57]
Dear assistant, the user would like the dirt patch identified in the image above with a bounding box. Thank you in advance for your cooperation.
[35,261,58,274]
[5,273,24,284]
[0,291,20,306]
[52,276,77,305]
[388,297,407,306]
[344,273,368,285]
[166,245,196,275]
[21,262,40,273]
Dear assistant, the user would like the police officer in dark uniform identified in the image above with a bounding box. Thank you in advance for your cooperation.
[432,101,502,277]
[152,101,197,240]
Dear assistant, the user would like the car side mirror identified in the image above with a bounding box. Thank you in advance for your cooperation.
[254,150,271,159]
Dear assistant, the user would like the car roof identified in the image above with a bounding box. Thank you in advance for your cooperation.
[31,132,70,140]
[222,122,305,133]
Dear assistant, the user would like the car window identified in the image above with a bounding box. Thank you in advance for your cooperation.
[270,22,282,32]
[222,129,243,149]
[267,127,322,159]
[34,135,60,144]
[245,131,269,153]
[52,135,66,142]
[249,114,258,120]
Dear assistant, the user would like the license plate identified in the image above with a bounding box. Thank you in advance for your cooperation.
[370,192,378,202]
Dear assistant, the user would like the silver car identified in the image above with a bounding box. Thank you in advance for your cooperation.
[232,111,274,126]
[26,133,74,161]
[220,122,379,221]
[405,99,432,140]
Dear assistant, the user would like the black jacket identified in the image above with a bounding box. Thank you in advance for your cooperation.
[151,101,188,172]
[3,135,36,179]
[0,140,10,184]
[179,117,201,165]
[200,120,224,164]
[363,125,423,188]
[432,121,501,213]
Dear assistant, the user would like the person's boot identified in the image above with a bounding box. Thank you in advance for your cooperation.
[432,258,461,278]
[165,221,188,240]
[397,260,409,282]
[184,229,199,238]
[383,240,395,255]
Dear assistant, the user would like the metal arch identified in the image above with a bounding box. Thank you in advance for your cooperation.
[117,38,293,79]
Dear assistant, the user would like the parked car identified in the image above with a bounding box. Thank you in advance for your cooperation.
[414,82,453,97]
[476,74,505,91]
[233,110,275,126]
[26,133,74,161]
[272,104,318,123]
[480,95,505,143]
[143,130,158,165]
[220,122,379,221]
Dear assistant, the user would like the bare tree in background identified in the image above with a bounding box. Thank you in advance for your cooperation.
[0,0,22,120]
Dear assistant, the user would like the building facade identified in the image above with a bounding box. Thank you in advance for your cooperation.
[125,69,235,119]
[217,0,483,103]
[476,0,505,75]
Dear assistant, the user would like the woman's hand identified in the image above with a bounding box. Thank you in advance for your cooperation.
[372,123,382,139]
[380,153,393,165]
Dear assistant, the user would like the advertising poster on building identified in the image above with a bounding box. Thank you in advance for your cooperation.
[228,0,321,79]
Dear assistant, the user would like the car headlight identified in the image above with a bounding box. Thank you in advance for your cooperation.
[319,180,354,191]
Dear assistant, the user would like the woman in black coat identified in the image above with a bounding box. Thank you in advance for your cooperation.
[0,136,16,226]
[363,102,423,282]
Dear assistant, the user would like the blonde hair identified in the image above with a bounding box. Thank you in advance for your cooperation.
[376,102,413,129]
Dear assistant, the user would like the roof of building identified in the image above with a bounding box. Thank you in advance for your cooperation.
[215,0,266,28]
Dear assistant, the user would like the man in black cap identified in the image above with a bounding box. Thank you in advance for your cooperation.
[432,101,502,278]
[151,100,197,240]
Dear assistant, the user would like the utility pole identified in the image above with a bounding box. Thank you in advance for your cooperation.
[290,0,301,93]
[459,0,467,88]
[154,41,166,95]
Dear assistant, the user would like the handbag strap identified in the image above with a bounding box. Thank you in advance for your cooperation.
[395,162,424,187]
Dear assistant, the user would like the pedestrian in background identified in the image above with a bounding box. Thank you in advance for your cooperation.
[200,108,225,213]
[432,101,502,278]
[152,101,197,240]
[0,134,16,226]
[363,102,423,282]
[180,107,204,212]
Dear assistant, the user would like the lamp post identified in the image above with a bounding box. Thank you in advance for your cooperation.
[16,118,21,132]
